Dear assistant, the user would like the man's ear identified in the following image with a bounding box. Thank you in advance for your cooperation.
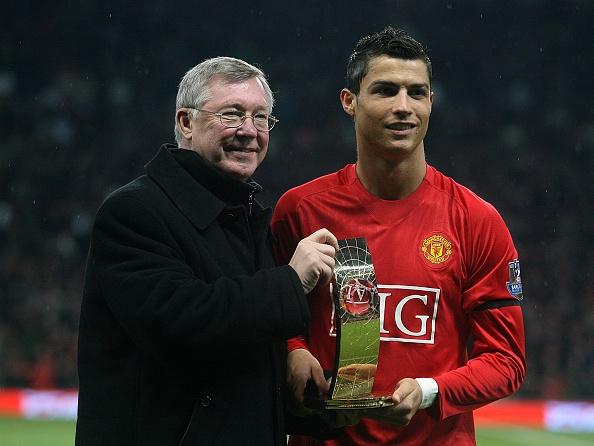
[175,108,193,139]
[339,89,356,118]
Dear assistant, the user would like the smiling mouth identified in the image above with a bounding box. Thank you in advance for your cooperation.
[223,145,258,153]
[386,123,415,131]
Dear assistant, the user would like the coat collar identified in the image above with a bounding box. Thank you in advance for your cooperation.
[145,144,263,230]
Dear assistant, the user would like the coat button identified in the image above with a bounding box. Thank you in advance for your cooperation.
[200,394,212,407]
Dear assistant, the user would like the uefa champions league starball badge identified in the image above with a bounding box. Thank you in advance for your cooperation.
[305,238,393,410]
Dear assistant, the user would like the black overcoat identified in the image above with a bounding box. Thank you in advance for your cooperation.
[75,145,309,445]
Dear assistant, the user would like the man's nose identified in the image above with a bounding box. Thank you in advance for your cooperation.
[392,90,412,114]
[236,116,259,137]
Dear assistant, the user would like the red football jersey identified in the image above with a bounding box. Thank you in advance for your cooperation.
[272,164,526,446]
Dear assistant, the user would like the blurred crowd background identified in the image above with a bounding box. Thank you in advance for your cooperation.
[1,1,593,400]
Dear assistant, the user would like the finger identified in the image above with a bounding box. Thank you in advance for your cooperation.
[317,263,335,286]
[311,364,330,397]
[319,252,336,269]
[313,242,337,257]
[307,228,339,250]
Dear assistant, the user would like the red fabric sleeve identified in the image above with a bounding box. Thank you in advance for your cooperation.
[434,305,526,419]
[287,336,309,352]
[431,191,526,420]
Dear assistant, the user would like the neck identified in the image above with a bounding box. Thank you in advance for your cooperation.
[355,146,426,200]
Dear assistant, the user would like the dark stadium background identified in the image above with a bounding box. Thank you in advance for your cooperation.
[1,0,593,404]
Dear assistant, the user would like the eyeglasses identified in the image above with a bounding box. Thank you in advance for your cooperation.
[189,108,279,132]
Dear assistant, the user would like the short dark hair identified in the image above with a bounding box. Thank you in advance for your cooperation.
[346,26,432,94]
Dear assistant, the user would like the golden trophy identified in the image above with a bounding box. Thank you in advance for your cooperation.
[306,238,393,410]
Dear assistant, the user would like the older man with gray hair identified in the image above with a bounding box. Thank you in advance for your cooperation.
[75,57,338,446]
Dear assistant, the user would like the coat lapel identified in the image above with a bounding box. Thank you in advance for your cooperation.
[145,146,224,231]
[144,146,254,276]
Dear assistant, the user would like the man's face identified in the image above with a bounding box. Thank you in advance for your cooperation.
[185,76,270,181]
[341,55,433,161]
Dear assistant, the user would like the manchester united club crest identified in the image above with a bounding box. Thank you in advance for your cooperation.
[506,259,523,300]
[421,234,452,265]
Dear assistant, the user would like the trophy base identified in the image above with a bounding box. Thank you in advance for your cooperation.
[305,395,394,410]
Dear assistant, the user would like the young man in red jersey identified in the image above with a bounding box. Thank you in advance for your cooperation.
[272,27,526,445]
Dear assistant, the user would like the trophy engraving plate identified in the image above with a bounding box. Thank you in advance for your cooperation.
[306,237,393,410]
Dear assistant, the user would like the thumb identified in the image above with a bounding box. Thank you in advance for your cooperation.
[392,379,408,404]
[392,388,403,405]
[392,378,415,404]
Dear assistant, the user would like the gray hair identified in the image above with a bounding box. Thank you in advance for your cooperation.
[174,56,274,144]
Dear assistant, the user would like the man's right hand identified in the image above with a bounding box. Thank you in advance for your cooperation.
[289,228,338,294]
[287,348,329,403]
[287,349,361,428]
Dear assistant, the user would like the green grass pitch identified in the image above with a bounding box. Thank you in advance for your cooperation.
[2,417,594,445]
[337,316,380,367]
[476,426,594,445]
[1,417,76,446]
